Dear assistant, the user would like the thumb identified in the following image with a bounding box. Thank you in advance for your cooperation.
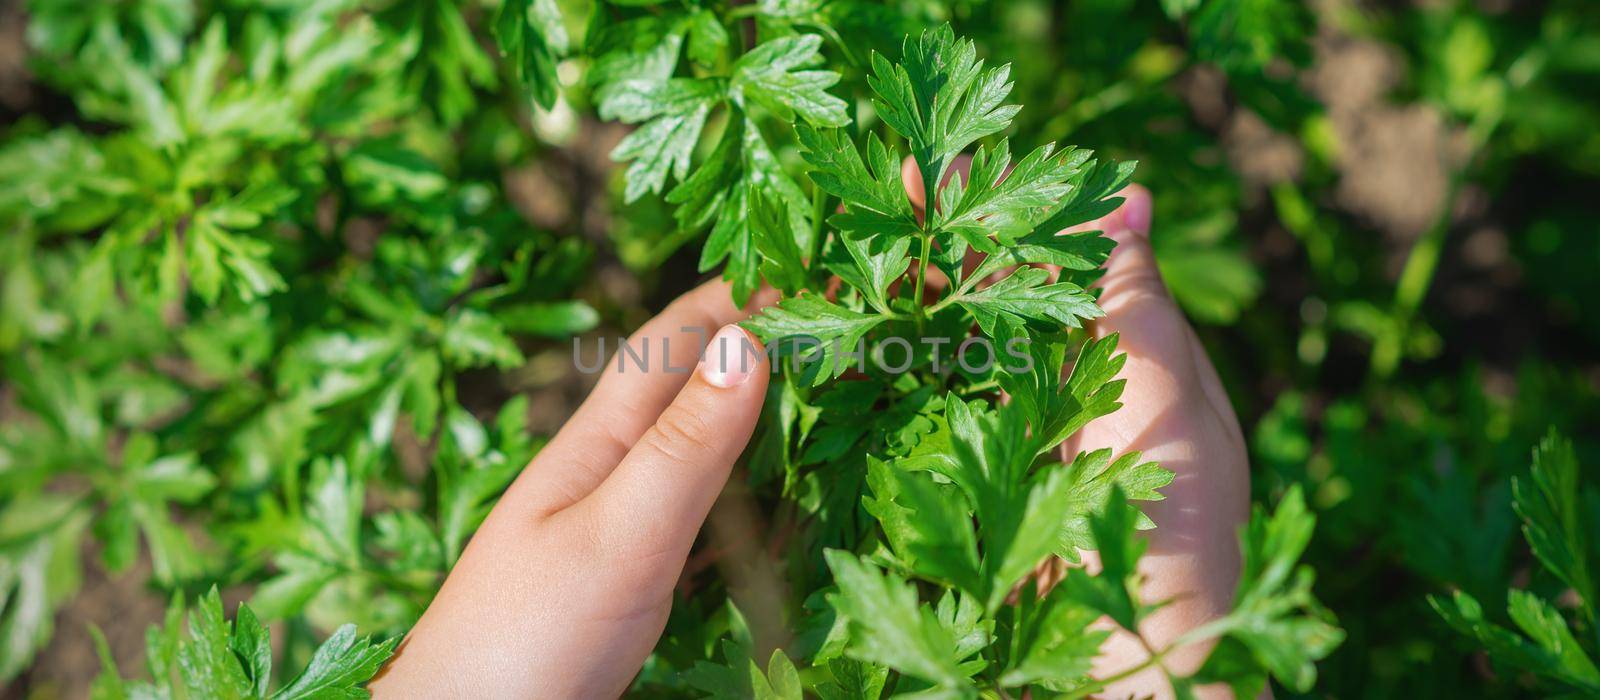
[1075,183,1233,451]
[1090,185,1192,365]
[1094,184,1163,305]
[575,324,770,562]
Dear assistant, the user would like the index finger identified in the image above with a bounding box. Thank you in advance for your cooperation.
[503,279,777,518]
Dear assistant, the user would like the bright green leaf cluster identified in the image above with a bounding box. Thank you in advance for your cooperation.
[89,588,396,699]
[0,0,590,685]
[0,3,1359,696]
[722,25,1342,698]
[591,8,852,304]
[1430,432,1600,696]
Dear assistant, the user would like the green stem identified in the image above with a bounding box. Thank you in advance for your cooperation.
[912,233,932,334]
[925,287,967,317]
[810,186,828,266]
[960,379,999,395]
[1270,182,1335,283]
[1369,38,1554,379]
[283,461,302,520]
[1369,201,1451,379]
[1058,647,1172,700]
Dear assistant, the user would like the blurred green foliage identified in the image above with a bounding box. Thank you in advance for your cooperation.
[0,0,1597,696]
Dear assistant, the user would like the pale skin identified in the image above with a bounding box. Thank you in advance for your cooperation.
[370,174,1250,698]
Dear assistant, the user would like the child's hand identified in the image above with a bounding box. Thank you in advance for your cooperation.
[910,169,1251,699]
[370,281,773,698]
[1067,186,1251,699]
[373,183,1250,700]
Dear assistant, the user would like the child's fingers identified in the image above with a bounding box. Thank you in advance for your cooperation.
[511,280,775,517]
[567,325,770,580]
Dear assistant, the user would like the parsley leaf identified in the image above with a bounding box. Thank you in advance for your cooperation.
[895,397,1097,611]
[743,294,884,385]
[1058,488,1154,631]
[273,623,399,700]
[1431,590,1600,694]
[998,331,1128,455]
[1429,431,1600,696]
[1000,583,1107,689]
[1512,431,1596,620]
[733,34,850,127]
[606,79,720,202]
[671,117,812,306]
[934,140,1077,252]
[751,188,813,295]
[1054,448,1172,559]
[92,588,396,699]
[823,549,983,694]
[954,267,1102,335]
[1188,486,1344,694]
[493,0,567,109]
[825,232,913,316]
[799,127,920,243]
[869,25,1019,199]
[863,456,983,595]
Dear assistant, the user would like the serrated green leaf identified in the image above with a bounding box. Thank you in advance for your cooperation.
[754,649,803,700]
[1054,449,1172,559]
[611,100,716,203]
[898,396,1086,610]
[934,140,1077,251]
[271,624,398,700]
[1190,487,1343,693]
[825,232,912,316]
[494,0,566,109]
[1430,589,1600,693]
[743,293,884,385]
[799,127,918,243]
[232,605,271,697]
[733,34,849,127]
[1513,432,1595,616]
[674,117,810,306]
[955,268,1101,335]
[869,24,1019,200]
[1000,583,1106,688]
[815,657,888,700]
[823,549,979,693]
[177,589,255,699]
[1058,488,1149,631]
[751,187,811,295]
[997,331,1127,455]
[864,456,982,594]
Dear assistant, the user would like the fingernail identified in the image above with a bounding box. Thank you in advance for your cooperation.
[700,325,758,388]
[1122,189,1152,237]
